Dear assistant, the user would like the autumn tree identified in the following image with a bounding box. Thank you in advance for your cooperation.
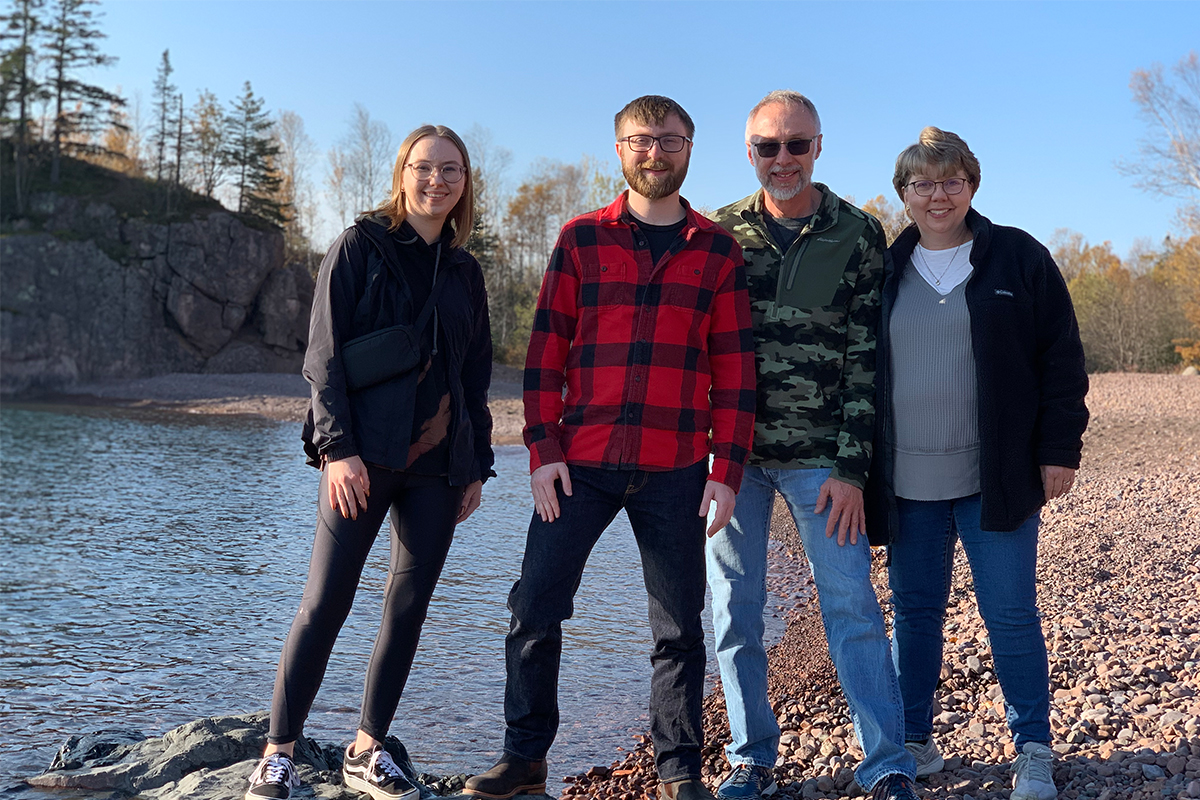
[860,194,909,245]
[189,89,223,195]
[1152,226,1200,367]
[222,80,282,223]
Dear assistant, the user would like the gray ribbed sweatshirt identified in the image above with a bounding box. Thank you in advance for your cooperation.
[889,263,982,500]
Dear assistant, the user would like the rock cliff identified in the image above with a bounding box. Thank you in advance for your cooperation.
[0,193,314,394]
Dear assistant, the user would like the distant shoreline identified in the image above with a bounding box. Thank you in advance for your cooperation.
[5,364,527,445]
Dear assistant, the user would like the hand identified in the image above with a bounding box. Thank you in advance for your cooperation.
[327,455,370,520]
[457,480,483,523]
[699,480,736,538]
[1041,465,1076,501]
[531,462,572,522]
[814,477,864,546]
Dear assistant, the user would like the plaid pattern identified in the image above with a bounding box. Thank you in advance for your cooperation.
[523,193,756,491]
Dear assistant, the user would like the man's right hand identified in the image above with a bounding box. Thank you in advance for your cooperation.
[327,455,370,520]
[531,462,572,522]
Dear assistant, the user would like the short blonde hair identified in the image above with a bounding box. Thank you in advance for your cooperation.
[372,125,475,250]
[892,127,981,201]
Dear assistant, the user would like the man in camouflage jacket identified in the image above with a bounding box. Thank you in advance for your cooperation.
[704,91,920,800]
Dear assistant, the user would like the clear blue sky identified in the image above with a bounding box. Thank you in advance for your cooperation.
[91,0,1197,256]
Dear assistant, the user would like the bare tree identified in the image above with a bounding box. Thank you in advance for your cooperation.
[273,109,317,265]
[339,102,393,213]
[325,144,352,230]
[1120,51,1200,199]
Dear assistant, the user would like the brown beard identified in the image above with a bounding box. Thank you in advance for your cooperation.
[623,157,688,200]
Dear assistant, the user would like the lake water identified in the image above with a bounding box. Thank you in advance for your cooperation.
[0,404,792,794]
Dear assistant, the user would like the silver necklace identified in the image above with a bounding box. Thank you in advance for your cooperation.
[916,239,968,287]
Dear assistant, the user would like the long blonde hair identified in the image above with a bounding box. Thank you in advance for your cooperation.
[371,124,475,249]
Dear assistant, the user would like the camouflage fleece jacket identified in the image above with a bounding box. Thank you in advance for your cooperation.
[712,184,885,488]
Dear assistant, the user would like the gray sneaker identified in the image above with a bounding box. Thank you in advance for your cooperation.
[904,738,944,777]
[343,744,419,800]
[1011,742,1056,800]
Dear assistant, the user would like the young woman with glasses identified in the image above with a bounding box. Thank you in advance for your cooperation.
[865,127,1088,800]
[245,125,494,800]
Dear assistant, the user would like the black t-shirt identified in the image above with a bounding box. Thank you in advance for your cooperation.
[639,218,688,266]
[764,213,812,253]
[393,225,452,477]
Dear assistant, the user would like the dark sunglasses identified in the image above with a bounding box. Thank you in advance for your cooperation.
[752,138,815,158]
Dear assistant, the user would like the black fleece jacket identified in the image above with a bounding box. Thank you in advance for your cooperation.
[302,216,494,486]
[865,209,1088,540]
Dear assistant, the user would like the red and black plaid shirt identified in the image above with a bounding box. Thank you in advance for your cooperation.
[523,193,756,491]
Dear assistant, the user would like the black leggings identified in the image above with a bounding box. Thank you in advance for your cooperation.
[268,466,463,744]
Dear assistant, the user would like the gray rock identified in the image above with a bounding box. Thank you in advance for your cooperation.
[27,713,449,799]
[2,196,306,394]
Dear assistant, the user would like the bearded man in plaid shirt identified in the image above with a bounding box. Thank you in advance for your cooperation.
[464,96,756,800]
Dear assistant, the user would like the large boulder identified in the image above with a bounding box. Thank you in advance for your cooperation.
[1,195,314,393]
[23,713,484,799]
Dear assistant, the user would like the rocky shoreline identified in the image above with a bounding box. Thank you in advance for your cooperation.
[17,373,1200,799]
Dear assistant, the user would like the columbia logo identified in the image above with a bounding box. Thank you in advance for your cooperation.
[995,289,1014,297]
[816,237,840,243]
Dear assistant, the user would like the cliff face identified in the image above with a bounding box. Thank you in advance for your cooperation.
[0,194,314,394]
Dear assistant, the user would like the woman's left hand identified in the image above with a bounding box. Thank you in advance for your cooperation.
[457,480,483,523]
[1040,465,1077,501]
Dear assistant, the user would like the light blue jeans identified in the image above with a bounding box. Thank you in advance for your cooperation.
[889,494,1051,748]
[706,466,915,790]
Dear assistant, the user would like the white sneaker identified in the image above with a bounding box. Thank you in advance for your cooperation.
[1011,742,1056,800]
[904,738,944,776]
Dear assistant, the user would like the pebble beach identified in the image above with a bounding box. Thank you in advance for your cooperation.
[16,370,1199,799]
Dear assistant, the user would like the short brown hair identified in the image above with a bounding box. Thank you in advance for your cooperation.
[372,125,475,249]
[613,95,695,138]
[892,126,981,201]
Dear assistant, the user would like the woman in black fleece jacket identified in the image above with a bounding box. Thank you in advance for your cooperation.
[865,127,1087,800]
[246,125,493,800]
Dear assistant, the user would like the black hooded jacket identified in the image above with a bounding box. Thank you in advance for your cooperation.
[302,216,494,486]
[865,209,1088,540]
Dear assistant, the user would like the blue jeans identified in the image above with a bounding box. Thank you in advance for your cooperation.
[706,466,914,789]
[888,494,1051,748]
[503,461,708,782]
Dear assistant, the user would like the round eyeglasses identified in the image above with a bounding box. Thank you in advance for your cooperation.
[618,134,692,153]
[751,138,815,158]
[905,178,968,197]
[406,162,465,183]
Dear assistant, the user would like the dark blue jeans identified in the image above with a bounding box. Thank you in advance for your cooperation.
[503,461,708,782]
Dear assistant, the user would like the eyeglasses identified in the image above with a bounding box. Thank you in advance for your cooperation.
[905,178,968,196]
[751,138,815,158]
[619,134,692,153]
[406,162,465,183]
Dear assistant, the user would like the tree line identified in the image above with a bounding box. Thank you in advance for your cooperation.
[4,6,1195,370]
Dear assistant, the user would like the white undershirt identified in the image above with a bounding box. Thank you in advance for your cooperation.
[913,241,974,295]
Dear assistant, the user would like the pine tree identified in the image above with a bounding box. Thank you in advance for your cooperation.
[150,48,173,181]
[222,80,283,223]
[43,0,122,183]
[1,0,47,213]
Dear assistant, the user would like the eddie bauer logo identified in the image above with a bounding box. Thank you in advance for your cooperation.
[816,237,840,243]
[994,289,1014,297]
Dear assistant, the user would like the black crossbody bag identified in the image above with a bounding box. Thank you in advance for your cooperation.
[340,243,447,392]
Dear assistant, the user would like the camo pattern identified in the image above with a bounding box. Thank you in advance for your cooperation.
[711,184,885,488]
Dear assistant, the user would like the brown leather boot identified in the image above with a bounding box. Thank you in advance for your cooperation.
[463,754,548,798]
[658,778,716,800]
